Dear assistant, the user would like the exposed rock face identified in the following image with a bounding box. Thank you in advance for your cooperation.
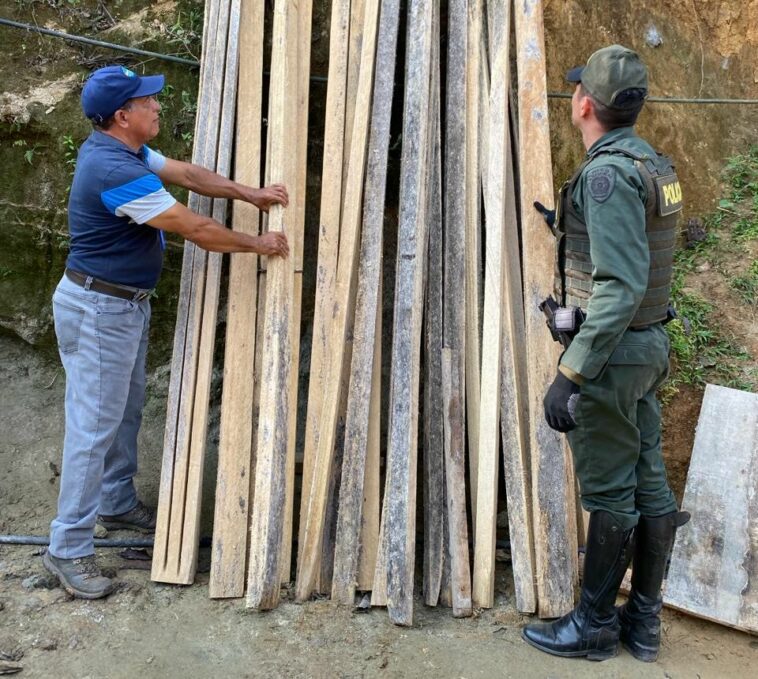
[543,0,758,215]
[0,0,755,350]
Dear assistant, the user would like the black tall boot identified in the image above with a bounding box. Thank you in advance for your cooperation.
[521,511,634,661]
[618,510,690,662]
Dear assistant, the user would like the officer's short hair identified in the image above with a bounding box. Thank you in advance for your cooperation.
[580,84,645,130]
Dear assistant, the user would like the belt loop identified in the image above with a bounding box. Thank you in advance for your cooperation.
[84,276,93,291]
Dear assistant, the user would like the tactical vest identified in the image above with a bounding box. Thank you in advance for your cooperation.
[555,146,682,328]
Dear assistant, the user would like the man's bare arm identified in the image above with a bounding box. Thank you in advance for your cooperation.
[148,202,289,256]
[156,158,288,212]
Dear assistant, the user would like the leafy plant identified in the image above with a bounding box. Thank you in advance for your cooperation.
[663,147,758,397]
[165,9,203,61]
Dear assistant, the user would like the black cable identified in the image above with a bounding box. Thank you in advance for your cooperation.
[547,91,758,105]
[0,17,328,82]
[0,534,212,548]
[0,17,199,67]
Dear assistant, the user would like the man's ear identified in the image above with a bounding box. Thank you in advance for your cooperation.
[578,94,593,120]
[113,109,130,129]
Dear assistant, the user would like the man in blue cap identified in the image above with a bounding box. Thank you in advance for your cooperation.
[522,46,688,662]
[44,65,289,599]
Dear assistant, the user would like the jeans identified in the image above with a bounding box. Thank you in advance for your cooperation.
[49,274,151,559]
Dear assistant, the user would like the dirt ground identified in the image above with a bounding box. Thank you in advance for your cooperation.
[2,334,757,678]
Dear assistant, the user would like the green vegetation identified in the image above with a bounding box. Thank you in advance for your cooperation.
[159,84,197,150]
[663,146,758,399]
[730,260,758,304]
[165,7,203,61]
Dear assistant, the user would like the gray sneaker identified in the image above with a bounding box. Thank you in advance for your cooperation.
[42,551,114,599]
[98,499,156,532]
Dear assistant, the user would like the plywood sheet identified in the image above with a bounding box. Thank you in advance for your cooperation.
[665,384,758,634]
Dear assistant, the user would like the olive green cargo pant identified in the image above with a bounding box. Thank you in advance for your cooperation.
[567,324,678,531]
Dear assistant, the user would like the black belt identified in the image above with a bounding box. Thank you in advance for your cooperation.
[65,269,152,302]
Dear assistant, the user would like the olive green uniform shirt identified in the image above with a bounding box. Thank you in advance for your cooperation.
[560,127,657,380]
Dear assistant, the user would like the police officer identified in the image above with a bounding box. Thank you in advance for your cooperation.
[522,46,688,662]
[44,65,289,599]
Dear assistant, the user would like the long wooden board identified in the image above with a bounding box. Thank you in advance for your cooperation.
[442,348,472,618]
[514,0,577,618]
[664,384,758,634]
[206,0,265,600]
[298,0,350,576]
[422,41,444,607]
[318,0,368,594]
[443,0,467,500]
[245,0,293,610]
[472,0,509,609]
[179,0,244,584]
[385,0,434,627]
[281,0,312,587]
[152,0,235,585]
[464,0,483,527]
[295,0,381,603]
[298,0,350,580]
[331,0,401,606]
[152,0,222,585]
[499,127,537,613]
[356,287,381,591]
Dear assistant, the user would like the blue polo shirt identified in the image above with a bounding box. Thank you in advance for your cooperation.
[66,131,176,289]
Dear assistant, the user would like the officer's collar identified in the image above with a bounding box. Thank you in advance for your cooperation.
[587,126,637,157]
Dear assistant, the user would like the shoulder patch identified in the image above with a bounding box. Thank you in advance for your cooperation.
[586,166,616,203]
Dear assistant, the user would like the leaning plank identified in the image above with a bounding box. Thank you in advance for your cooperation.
[319,1,370,593]
[152,0,231,584]
[245,0,293,610]
[385,0,434,627]
[176,0,242,584]
[341,0,367,192]
[443,0,467,502]
[357,290,381,591]
[209,18,263,591]
[298,0,350,573]
[318,0,367,589]
[442,0,468,611]
[499,128,537,613]
[295,0,381,603]
[422,34,444,607]
[371,466,390,606]
[514,0,577,618]
[331,0,400,605]
[280,0,313,586]
[207,0,264,600]
[442,349,473,618]
[664,384,758,634]
[164,0,232,581]
[472,0,509,609]
[464,0,483,527]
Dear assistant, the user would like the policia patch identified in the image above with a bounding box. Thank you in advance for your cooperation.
[654,174,683,216]
[586,166,616,203]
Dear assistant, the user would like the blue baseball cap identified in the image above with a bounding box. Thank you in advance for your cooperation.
[81,65,165,123]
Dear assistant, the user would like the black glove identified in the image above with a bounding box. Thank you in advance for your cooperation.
[544,371,580,432]
[533,201,556,229]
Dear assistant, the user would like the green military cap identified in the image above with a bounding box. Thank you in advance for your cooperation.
[566,45,648,110]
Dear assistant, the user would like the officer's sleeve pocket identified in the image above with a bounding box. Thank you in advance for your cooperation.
[608,344,650,365]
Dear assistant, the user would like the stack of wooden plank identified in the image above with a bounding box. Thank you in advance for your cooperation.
[151,0,312,606]
[154,0,579,625]
[152,0,240,587]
